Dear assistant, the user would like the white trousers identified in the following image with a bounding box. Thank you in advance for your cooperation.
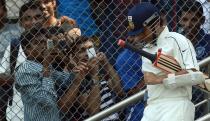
[141,98,195,121]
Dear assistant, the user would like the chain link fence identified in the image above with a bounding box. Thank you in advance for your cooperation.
[0,0,209,121]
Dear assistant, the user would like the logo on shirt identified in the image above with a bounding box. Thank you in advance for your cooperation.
[182,49,187,52]
[128,16,134,30]
[196,46,205,59]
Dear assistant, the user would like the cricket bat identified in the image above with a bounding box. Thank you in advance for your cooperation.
[118,39,210,92]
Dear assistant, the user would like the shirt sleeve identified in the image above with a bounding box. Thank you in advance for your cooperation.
[51,70,75,88]
[51,70,75,97]
[15,64,57,109]
[0,45,10,74]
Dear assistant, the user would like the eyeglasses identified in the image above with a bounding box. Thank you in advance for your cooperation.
[143,12,160,27]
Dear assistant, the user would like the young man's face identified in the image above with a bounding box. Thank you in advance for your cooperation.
[73,40,94,63]
[21,8,44,30]
[26,35,48,61]
[179,11,203,39]
[38,0,56,18]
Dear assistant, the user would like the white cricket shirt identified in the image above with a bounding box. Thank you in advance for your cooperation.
[142,26,199,103]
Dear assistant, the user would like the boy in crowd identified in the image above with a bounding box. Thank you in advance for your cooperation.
[178,1,210,118]
[178,1,210,61]
[15,27,85,121]
[60,36,124,121]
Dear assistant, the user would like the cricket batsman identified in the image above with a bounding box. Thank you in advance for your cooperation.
[126,2,206,121]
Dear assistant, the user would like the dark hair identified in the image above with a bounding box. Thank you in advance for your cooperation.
[181,1,203,17]
[0,0,7,12]
[47,26,65,35]
[19,2,40,21]
[20,27,49,50]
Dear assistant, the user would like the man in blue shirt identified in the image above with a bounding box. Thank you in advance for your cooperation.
[178,1,210,119]
[178,1,210,61]
[116,46,145,121]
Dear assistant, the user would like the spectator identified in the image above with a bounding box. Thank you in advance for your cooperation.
[0,2,47,120]
[178,1,210,61]
[115,42,145,121]
[35,0,76,29]
[0,0,29,121]
[61,36,124,120]
[57,0,98,37]
[178,1,210,119]
[15,27,81,121]
[15,28,60,121]
[0,0,78,75]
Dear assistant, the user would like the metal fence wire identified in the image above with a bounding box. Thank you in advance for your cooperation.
[0,0,209,121]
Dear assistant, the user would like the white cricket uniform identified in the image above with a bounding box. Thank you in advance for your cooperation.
[141,26,199,121]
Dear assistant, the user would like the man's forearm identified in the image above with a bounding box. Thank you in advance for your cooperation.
[105,63,125,96]
[58,77,81,112]
[86,82,101,115]
[163,71,205,88]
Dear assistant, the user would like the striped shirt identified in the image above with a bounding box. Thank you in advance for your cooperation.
[99,80,119,121]
[80,79,119,121]
[15,60,74,121]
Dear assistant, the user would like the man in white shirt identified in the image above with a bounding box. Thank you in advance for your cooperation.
[127,2,206,121]
[0,2,46,121]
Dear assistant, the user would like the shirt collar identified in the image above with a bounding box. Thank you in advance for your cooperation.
[157,26,169,43]
[143,26,169,49]
[26,60,43,69]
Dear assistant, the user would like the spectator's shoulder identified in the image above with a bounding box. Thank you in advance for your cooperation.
[17,61,43,74]
[204,33,210,41]
[0,24,21,40]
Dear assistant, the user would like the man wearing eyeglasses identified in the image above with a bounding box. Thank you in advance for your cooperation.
[127,2,205,121]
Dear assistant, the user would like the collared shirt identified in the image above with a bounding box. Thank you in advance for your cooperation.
[15,60,74,121]
[142,26,199,102]
[194,29,210,61]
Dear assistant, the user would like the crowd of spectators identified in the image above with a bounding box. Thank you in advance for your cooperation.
[0,0,209,121]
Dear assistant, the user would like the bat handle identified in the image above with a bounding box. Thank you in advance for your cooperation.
[153,49,162,66]
[118,39,157,62]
